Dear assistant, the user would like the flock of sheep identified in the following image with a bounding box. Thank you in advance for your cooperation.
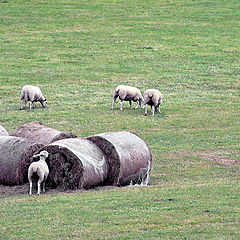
[20,84,163,116]
[17,83,160,195]
[111,85,163,116]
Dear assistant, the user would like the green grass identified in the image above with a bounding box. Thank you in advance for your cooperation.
[0,0,239,239]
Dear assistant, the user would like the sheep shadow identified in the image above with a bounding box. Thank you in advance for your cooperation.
[110,107,166,118]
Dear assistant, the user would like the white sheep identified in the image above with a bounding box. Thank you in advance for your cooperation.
[20,85,47,110]
[111,85,144,111]
[143,89,163,116]
[28,150,49,195]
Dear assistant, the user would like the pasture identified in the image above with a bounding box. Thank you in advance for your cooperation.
[0,0,239,239]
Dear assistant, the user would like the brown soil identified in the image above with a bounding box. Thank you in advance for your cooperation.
[196,152,239,167]
[0,183,118,197]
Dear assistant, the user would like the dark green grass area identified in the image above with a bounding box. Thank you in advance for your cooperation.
[0,0,239,239]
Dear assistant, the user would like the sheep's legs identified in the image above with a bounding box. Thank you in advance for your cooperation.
[134,101,139,109]
[111,96,118,110]
[151,106,155,115]
[156,105,161,113]
[129,100,132,109]
[29,102,33,110]
[119,100,123,110]
[29,181,33,195]
[144,104,148,116]
[20,100,24,110]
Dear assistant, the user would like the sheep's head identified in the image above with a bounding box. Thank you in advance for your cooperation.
[139,97,144,108]
[42,99,47,108]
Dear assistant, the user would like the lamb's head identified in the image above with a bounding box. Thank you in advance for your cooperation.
[33,150,49,160]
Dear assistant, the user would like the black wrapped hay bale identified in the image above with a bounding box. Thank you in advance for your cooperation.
[0,125,8,136]
[39,138,108,190]
[11,121,77,145]
[88,131,152,186]
[0,136,43,185]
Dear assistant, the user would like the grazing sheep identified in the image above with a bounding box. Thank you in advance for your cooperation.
[28,150,49,195]
[143,89,163,116]
[111,85,144,111]
[20,85,47,110]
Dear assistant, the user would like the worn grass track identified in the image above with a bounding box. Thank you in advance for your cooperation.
[0,0,239,239]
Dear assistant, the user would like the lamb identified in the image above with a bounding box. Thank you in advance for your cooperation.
[111,85,144,111]
[143,89,163,116]
[20,85,47,110]
[28,150,49,195]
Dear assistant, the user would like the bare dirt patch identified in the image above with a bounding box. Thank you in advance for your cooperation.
[196,152,239,167]
[0,184,29,196]
[0,183,118,197]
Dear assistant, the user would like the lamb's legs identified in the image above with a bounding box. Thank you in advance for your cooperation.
[42,180,46,193]
[37,180,41,195]
[29,181,33,195]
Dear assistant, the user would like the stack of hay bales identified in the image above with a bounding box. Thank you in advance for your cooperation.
[0,136,43,185]
[36,131,152,189]
[11,121,77,145]
[0,121,153,190]
[0,125,9,136]
[0,121,77,187]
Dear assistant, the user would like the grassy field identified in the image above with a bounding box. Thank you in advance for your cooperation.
[0,0,239,239]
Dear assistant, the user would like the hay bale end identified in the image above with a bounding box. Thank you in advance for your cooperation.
[0,136,43,185]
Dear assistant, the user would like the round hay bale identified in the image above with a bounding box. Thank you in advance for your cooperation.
[0,136,43,185]
[11,121,77,145]
[39,138,109,190]
[0,125,9,136]
[88,131,152,186]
